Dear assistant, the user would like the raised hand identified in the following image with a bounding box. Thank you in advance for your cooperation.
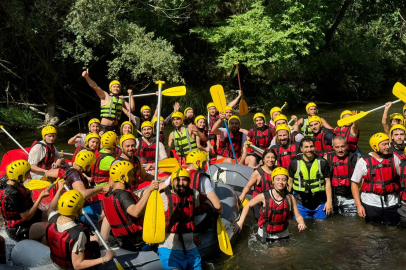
[82,68,89,79]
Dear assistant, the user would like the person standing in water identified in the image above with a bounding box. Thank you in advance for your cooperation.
[297,102,334,137]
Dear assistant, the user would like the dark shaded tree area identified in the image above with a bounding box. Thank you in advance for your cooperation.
[0,0,405,127]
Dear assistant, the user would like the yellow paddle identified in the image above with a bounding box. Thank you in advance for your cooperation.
[217,216,233,256]
[25,179,51,190]
[235,62,248,116]
[162,86,186,97]
[393,82,406,102]
[157,158,180,173]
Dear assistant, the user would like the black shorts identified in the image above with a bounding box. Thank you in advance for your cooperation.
[362,202,400,226]
[6,208,43,242]
[101,124,120,134]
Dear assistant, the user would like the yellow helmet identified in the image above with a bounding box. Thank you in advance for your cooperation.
[390,124,406,135]
[253,113,266,123]
[152,116,164,125]
[369,132,389,152]
[6,160,30,182]
[228,115,241,125]
[390,113,404,122]
[140,105,151,114]
[274,114,288,124]
[120,134,136,149]
[184,107,193,115]
[58,190,84,217]
[269,107,282,119]
[207,102,216,110]
[101,131,117,149]
[194,115,206,125]
[141,121,154,130]
[186,150,208,170]
[120,121,133,134]
[84,133,100,147]
[110,160,134,184]
[271,167,289,181]
[42,126,57,140]
[275,124,291,137]
[88,118,101,129]
[225,106,233,112]
[171,112,184,121]
[340,110,353,119]
[171,168,190,184]
[308,115,322,125]
[109,80,121,91]
[403,104,406,113]
[74,151,96,171]
[306,102,317,114]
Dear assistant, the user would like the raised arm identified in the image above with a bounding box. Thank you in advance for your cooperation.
[321,118,333,130]
[382,102,391,135]
[211,112,226,135]
[82,69,106,100]
[47,180,65,216]
[227,90,242,108]
[127,181,159,218]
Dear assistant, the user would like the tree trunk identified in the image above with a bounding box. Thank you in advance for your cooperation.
[324,0,352,48]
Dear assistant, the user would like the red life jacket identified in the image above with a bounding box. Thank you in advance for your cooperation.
[326,153,355,187]
[160,131,165,144]
[247,126,273,153]
[291,131,299,143]
[361,155,400,195]
[102,189,143,237]
[0,185,33,229]
[31,141,55,170]
[253,167,274,198]
[46,213,94,269]
[399,160,406,202]
[334,125,359,152]
[197,128,208,148]
[217,131,243,159]
[189,170,210,201]
[164,188,196,234]
[313,130,333,155]
[90,152,116,184]
[389,144,406,160]
[208,115,219,135]
[258,190,290,239]
[135,138,156,164]
[273,142,300,169]
[113,147,122,156]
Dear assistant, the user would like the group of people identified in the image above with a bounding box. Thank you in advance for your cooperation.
[1,71,406,269]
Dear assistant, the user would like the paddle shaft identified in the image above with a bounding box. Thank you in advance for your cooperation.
[63,186,122,269]
[154,82,164,180]
[369,99,401,113]
[250,144,264,155]
[206,112,213,179]
[224,120,238,163]
[128,94,132,122]
[122,93,156,98]
[280,102,287,110]
[235,63,242,92]
[0,126,29,155]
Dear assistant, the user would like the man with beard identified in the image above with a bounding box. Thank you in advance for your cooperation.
[269,114,303,146]
[246,113,274,167]
[167,112,205,165]
[135,121,168,169]
[324,136,358,216]
[288,138,333,219]
[102,160,159,251]
[82,69,135,134]
[140,105,153,124]
[308,116,334,156]
[351,133,401,226]
[389,124,406,159]
[270,124,300,169]
[158,168,207,270]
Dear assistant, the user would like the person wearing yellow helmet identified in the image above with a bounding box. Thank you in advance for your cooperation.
[120,121,133,136]
[82,68,135,134]
[46,186,116,269]
[71,133,100,165]
[68,118,101,148]
[237,167,306,243]
[152,116,166,144]
[101,160,159,251]
[334,110,360,155]
[28,126,65,180]
[270,124,300,169]
[183,107,195,125]
[388,124,406,159]
[382,101,405,135]
[194,115,210,153]
[245,112,275,167]
[287,137,333,219]
[268,114,303,147]
[297,102,334,136]
[135,121,168,167]
[307,115,334,155]
[167,111,205,165]
[351,132,401,226]
[0,160,50,242]
[239,149,277,221]
[158,168,208,270]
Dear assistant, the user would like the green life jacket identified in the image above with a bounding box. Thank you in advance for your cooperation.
[301,117,314,137]
[293,156,325,193]
[100,96,123,120]
[173,127,198,156]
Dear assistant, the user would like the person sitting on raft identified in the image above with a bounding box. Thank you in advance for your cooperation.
[382,101,404,135]
[269,107,282,129]
[101,160,159,251]
[239,149,277,221]
[388,124,406,159]
[351,133,401,226]
[269,114,303,146]
[82,68,134,134]
[46,185,116,269]
[308,115,334,156]
[194,115,210,153]
[334,110,360,156]
[28,126,66,180]
[68,118,101,148]
[158,168,207,270]
[237,167,306,243]
[71,133,100,165]
[183,107,195,126]
[0,160,49,242]
[297,102,334,137]
[152,116,166,144]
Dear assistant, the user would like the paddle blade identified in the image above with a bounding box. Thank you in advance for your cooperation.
[25,179,51,190]
[162,86,186,97]
[143,190,166,243]
[210,85,227,113]
[337,111,370,127]
[393,82,406,102]
[158,158,180,173]
[239,99,248,116]
[217,216,233,256]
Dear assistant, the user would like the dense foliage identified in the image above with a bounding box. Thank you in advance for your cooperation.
[0,0,405,126]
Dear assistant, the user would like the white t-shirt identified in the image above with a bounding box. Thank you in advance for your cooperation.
[75,134,87,148]
[217,128,247,158]
[48,211,87,254]
[28,141,62,179]
[351,153,400,208]
[164,169,214,196]
[135,138,167,161]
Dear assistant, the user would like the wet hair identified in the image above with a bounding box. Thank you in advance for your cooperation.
[332,135,347,146]
[300,137,314,148]
[262,148,276,160]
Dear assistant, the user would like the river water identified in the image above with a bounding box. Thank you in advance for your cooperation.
[0,96,404,269]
